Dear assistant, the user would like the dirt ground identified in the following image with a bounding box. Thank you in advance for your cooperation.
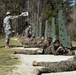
[10,47,76,75]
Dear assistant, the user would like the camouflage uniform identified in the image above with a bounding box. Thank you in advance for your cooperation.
[14,48,43,55]
[36,37,43,44]
[14,39,49,55]
[3,15,21,45]
[14,44,75,55]
[43,45,75,55]
[23,38,42,48]
[41,41,49,49]
[34,56,76,74]
[18,37,75,55]
[19,36,30,45]
[25,26,31,37]
[19,37,43,48]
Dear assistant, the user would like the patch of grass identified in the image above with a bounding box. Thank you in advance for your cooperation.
[0,37,21,48]
[0,37,21,75]
[72,41,76,46]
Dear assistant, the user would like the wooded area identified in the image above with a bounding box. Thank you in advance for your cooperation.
[0,0,76,40]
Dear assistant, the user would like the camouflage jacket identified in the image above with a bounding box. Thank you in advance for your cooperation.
[3,15,20,34]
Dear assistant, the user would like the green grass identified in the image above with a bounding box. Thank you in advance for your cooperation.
[72,41,76,46]
[0,37,21,47]
[0,37,21,75]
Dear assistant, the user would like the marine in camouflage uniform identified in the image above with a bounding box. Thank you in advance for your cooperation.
[33,55,76,75]
[25,26,31,37]
[15,39,75,55]
[43,40,75,55]
[19,36,30,45]
[43,44,75,55]
[3,12,23,48]
[14,37,51,54]
[19,36,44,48]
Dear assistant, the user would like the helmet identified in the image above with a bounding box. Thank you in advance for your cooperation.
[6,12,11,15]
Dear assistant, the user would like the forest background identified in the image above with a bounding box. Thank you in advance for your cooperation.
[0,0,76,40]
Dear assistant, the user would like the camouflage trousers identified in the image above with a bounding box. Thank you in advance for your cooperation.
[14,49,43,55]
[14,48,75,55]
[35,59,76,74]
[23,44,42,48]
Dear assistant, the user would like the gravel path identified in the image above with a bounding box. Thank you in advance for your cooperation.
[8,38,76,75]
[9,47,76,75]
[8,54,76,75]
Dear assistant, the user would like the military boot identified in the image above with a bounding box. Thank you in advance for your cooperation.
[32,61,38,66]
[34,68,42,75]
[37,49,43,54]
[74,55,76,59]
[67,50,75,55]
